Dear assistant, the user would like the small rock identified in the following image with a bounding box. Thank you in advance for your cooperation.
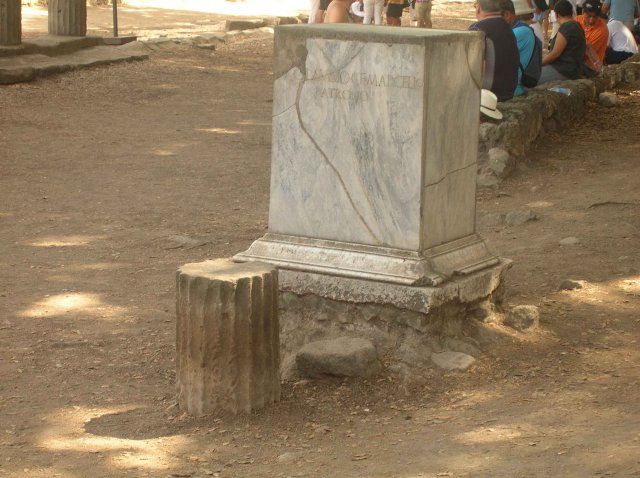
[277,16,301,25]
[277,452,302,464]
[296,337,381,378]
[559,236,580,246]
[477,171,499,188]
[559,279,585,290]
[504,305,539,332]
[225,19,266,31]
[598,92,617,107]
[194,43,217,50]
[505,208,537,226]
[478,212,505,228]
[487,147,514,178]
[431,352,476,371]
[478,122,499,144]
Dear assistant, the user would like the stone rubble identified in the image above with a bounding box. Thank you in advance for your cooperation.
[505,208,538,226]
[477,55,640,186]
[559,279,586,290]
[598,92,618,107]
[504,305,540,333]
[431,351,476,371]
[559,236,580,246]
[295,337,381,378]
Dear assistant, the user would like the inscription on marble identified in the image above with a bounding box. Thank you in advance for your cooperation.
[310,69,424,102]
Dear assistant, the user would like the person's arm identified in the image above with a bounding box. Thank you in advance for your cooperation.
[543,31,568,64]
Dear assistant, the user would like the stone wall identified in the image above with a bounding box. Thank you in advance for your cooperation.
[477,55,640,187]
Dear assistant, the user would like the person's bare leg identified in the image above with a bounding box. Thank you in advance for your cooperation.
[315,9,325,22]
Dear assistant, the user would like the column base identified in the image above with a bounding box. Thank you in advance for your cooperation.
[234,233,499,286]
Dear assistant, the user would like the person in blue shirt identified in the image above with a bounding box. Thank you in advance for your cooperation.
[602,0,638,30]
[501,0,538,96]
[470,0,520,101]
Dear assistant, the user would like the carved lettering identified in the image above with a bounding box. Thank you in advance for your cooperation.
[308,69,423,90]
[315,87,371,102]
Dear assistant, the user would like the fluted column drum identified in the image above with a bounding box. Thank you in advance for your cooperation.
[176,259,280,415]
[0,0,21,46]
[48,0,86,36]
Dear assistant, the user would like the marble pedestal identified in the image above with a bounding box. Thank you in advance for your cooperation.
[235,25,496,286]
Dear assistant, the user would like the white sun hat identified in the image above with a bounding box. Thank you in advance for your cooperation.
[480,89,503,120]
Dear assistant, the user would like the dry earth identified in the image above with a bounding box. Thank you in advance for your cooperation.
[1,3,640,478]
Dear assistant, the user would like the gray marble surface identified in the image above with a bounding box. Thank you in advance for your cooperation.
[271,37,424,250]
[270,28,484,253]
[237,27,496,286]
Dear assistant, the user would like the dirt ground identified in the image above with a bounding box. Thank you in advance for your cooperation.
[2,3,640,478]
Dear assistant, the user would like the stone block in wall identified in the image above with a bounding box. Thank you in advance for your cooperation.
[478,122,500,153]
[176,259,280,415]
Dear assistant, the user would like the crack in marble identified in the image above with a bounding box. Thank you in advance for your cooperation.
[273,101,297,119]
[293,78,381,244]
[423,162,476,189]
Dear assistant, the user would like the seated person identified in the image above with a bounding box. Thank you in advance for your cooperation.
[500,0,540,96]
[325,0,357,22]
[470,0,520,101]
[576,1,609,74]
[605,19,639,63]
[539,0,587,83]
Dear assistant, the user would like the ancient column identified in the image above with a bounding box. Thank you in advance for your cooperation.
[0,0,21,46]
[48,0,86,36]
[176,259,280,415]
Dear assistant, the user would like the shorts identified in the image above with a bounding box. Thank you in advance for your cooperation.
[320,0,331,9]
[415,1,432,22]
[386,3,404,17]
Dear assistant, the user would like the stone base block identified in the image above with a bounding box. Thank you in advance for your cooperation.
[102,35,137,46]
[234,232,499,286]
[176,259,280,415]
[277,260,511,379]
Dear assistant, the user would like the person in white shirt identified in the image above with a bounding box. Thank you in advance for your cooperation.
[363,0,385,24]
[309,0,321,23]
[605,19,639,62]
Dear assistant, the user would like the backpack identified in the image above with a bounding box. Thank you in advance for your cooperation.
[516,25,543,88]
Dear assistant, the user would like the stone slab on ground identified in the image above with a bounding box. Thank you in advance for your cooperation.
[225,18,266,31]
[431,351,476,370]
[0,43,149,84]
[296,337,381,378]
[0,35,103,57]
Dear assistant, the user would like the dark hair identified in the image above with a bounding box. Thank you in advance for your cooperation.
[554,0,574,17]
[583,1,602,14]
[478,0,503,13]
[500,0,516,14]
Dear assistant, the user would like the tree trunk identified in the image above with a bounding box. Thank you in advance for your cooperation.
[48,0,86,36]
[0,0,21,46]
